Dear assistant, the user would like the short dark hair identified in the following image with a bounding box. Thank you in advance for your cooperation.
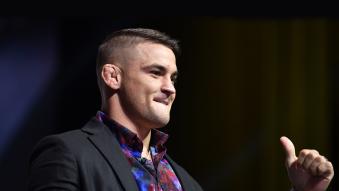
[96,28,180,76]
[96,28,180,97]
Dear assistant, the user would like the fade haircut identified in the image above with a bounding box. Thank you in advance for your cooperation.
[96,28,180,95]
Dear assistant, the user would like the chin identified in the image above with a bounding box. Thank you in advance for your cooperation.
[150,116,170,129]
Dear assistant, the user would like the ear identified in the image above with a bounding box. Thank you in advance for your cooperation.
[101,64,122,90]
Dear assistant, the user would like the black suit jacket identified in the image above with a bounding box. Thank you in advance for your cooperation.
[28,117,203,191]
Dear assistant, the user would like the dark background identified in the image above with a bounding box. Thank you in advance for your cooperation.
[0,16,338,190]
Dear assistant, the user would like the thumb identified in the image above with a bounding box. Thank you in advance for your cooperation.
[279,136,297,167]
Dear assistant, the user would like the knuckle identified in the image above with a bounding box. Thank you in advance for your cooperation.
[314,156,322,162]
[327,161,333,169]
[312,149,319,154]
[299,149,309,156]
[306,152,316,160]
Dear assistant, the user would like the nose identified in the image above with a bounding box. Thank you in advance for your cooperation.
[161,78,176,95]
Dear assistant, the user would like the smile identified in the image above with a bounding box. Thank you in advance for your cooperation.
[153,98,170,105]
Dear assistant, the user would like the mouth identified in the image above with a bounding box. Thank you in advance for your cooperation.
[153,97,170,105]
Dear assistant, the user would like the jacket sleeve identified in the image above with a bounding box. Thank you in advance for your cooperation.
[28,135,80,191]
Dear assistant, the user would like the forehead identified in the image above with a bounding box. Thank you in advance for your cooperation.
[133,42,177,72]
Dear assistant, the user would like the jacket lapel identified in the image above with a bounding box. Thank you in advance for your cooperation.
[81,118,139,191]
[165,154,194,191]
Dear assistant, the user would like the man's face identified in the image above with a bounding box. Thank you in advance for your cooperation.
[119,42,177,129]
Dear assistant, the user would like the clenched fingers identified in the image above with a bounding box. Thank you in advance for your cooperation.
[297,149,334,179]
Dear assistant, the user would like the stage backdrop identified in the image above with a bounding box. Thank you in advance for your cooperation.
[0,17,337,191]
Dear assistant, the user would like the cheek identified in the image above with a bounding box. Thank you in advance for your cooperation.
[128,76,161,98]
[170,93,176,102]
[137,82,157,101]
[142,80,160,93]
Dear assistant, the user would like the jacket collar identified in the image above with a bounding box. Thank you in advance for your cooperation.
[81,117,195,191]
[165,154,196,191]
[81,117,139,191]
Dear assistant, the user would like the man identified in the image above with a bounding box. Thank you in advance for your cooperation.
[28,28,334,191]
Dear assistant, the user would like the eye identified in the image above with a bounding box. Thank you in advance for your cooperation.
[150,70,162,76]
[171,76,177,84]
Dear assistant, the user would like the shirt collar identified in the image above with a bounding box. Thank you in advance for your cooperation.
[96,111,169,152]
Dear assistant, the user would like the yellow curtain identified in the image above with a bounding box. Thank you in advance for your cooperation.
[174,18,331,191]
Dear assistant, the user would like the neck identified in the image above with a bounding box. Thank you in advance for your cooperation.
[103,106,150,138]
[102,101,153,157]
[141,131,152,160]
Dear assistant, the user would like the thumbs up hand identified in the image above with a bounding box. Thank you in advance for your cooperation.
[280,136,334,191]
